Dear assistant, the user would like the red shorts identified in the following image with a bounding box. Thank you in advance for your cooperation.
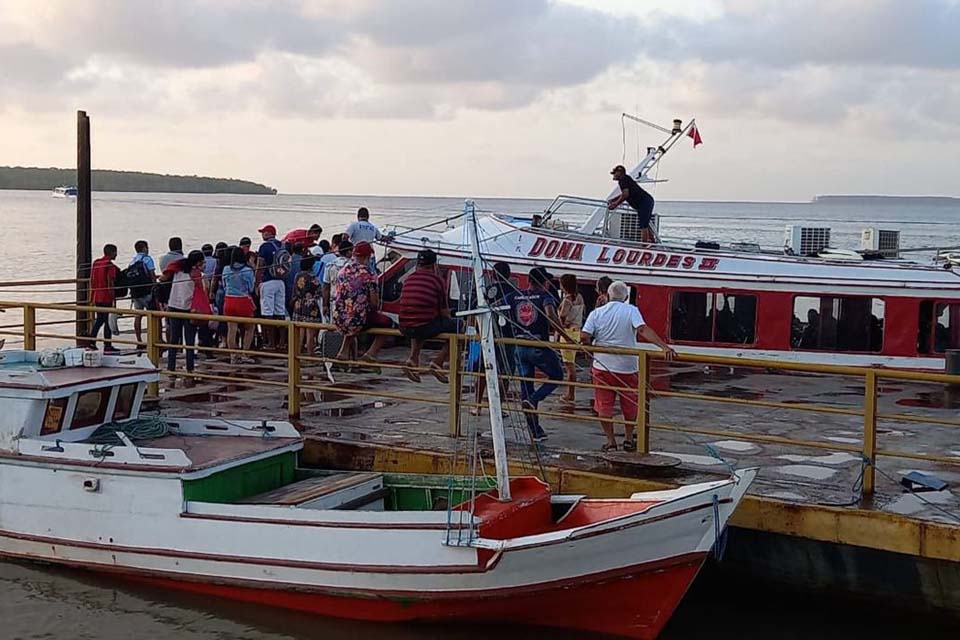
[592,368,639,421]
[223,295,255,318]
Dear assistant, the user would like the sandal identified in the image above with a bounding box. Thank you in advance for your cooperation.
[359,355,382,375]
[601,442,618,452]
[402,362,422,383]
[429,363,449,384]
[622,438,637,453]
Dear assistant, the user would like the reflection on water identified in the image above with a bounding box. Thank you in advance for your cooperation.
[2,560,958,640]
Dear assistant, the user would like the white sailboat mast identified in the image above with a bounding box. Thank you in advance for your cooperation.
[464,200,512,501]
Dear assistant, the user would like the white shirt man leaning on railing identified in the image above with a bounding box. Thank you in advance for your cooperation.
[580,280,674,453]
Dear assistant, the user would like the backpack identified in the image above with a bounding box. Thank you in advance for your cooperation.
[152,271,173,306]
[270,247,292,279]
[119,260,153,299]
[109,264,128,299]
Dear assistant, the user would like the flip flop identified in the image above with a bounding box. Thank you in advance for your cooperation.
[359,355,382,375]
[402,363,421,383]
[429,363,449,384]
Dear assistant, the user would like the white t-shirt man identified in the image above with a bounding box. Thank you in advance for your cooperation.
[581,300,645,374]
[345,220,382,244]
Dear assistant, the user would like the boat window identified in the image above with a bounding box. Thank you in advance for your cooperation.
[669,292,757,344]
[671,292,713,342]
[40,397,69,435]
[917,301,960,354]
[69,388,110,429]
[113,383,139,421]
[792,296,884,352]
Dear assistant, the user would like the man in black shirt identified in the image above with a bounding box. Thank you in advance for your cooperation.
[607,164,657,243]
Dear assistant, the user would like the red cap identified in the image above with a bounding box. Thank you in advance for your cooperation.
[354,241,374,258]
[258,224,277,235]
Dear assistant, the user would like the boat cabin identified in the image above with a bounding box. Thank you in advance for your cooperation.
[0,349,494,513]
[380,207,960,369]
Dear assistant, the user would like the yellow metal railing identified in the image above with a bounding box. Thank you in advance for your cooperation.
[4,298,960,500]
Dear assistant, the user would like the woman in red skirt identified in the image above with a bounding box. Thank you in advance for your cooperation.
[221,246,257,364]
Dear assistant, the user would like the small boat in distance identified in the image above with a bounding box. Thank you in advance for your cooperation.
[52,185,78,198]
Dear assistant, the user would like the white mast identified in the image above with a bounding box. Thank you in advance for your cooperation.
[604,115,697,200]
[464,200,511,501]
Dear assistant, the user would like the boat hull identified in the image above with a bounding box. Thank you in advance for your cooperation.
[43,551,706,639]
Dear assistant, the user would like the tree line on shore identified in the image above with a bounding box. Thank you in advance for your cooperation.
[0,166,277,195]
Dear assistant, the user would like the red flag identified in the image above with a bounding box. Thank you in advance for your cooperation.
[688,125,702,147]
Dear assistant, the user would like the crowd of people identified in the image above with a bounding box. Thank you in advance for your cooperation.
[467,265,675,451]
[85,208,391,388]
[85,204,676,450]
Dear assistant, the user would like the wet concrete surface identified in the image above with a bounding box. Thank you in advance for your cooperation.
[152,346,960,525]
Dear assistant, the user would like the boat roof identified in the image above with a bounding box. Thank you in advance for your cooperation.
[0,350,157,393]
[387,214,960,295]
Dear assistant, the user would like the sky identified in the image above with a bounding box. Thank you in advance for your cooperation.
[0,0,958,201]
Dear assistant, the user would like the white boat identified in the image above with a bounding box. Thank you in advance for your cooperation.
[0,209,755,638]
[52,185,78,198]
[379,117,960,370]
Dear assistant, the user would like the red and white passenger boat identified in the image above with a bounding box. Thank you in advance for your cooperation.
[0,204,756,639]
[380,117,960,370]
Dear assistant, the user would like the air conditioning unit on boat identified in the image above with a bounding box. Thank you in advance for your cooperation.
[607,210,659,241]
[861,227,900,258]
[784,225,831,256]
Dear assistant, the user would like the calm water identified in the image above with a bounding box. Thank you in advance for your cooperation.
[2,189,960,638]
[3,189,960,287]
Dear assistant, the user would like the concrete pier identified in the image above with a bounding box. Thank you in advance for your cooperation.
[147,344,960,614]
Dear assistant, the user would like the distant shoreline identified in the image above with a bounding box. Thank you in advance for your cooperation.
[814,195,960,206]
[0,166,277,195]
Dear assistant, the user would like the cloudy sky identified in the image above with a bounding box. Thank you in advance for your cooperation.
[0,0,957,200]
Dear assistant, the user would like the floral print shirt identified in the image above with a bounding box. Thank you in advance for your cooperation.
[332,260,377,336]
[291,271,321,322]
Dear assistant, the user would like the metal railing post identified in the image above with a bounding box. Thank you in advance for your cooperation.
[862,370,878,497]
[636,351,650,454]
[448,333,462,437]
[22,304,36,351]
[288,322,301,419]
[146,312,161,397]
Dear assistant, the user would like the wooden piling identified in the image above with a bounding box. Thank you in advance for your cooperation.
[76,111,92,344]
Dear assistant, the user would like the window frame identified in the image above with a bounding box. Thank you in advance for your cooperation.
[668,288,759,347]
[68,388,112,430]
[112,383,140,421]
[40,397,70,436]
[790,294,886,354]
[917,299,960,355]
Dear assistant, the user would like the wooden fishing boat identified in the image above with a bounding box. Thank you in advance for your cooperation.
[0,208,755,638]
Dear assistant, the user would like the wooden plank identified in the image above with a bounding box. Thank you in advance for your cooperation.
[239,472,382,505]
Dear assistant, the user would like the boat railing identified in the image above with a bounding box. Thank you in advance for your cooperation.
[2,298,960,502]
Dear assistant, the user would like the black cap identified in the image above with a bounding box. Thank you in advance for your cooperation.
[417,249,438,266]
[610,164,626,175]
[239,236,252,246]
[338,240,354,256]
[529,266,553,285]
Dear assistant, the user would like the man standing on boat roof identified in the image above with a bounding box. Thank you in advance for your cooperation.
[607,165,657,244]
[346,207,382,273]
